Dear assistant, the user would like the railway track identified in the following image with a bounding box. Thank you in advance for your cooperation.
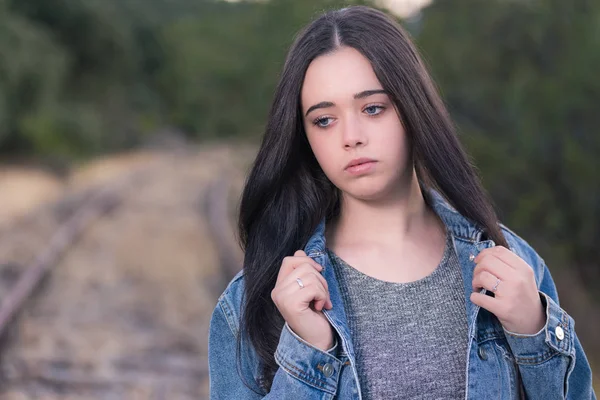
[0,146,247,399]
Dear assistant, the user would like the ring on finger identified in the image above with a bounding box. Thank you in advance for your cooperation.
[492,278,501,292]
[296,277,304,289]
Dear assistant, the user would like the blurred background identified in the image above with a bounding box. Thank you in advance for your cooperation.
[0,0,598,398]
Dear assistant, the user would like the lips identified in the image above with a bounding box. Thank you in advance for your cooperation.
[344,157,377,170]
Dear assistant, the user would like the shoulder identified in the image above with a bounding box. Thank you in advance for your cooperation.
[212,269,246,338]
[208,270,265,394]
[498,222,547,287]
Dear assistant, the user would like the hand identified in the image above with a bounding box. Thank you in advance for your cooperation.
[271,250,334,351]
[470,246,546,335]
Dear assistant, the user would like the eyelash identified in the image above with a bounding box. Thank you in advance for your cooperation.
[312,104,386,128]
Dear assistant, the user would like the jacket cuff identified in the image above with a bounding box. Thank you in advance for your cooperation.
[274,322,342,394]
[503,291,575,364]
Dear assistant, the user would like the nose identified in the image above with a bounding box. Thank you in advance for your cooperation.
[342,117,367,149]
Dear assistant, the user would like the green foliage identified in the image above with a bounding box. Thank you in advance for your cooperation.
[0,7,67,150]
[417,0,600,284]
[155,0,369,138]
[0,0,597,285]
[0,0,371,155]
[19,103,104,157]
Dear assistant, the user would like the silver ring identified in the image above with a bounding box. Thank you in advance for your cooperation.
[296,278,304,289]
[492,278,500,292]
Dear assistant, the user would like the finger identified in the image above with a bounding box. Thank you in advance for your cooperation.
[475,246,530,272]
[472,270,501,293]
[281,274,330,312]
[492,247,534,274]
[303,274,332,311]
[276,253,323,285]
[290,252,323,272]
[297,270,330,309]
[282,264,329,293]
[310,281,330,311]
[470,291,500,315]
[298,272,332,311]
[283,269,327,295]
[473,255,512,282]
[474,247,517,270]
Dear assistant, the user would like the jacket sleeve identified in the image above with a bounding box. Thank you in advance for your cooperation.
[502,261,596,400]
[208,299,342,399]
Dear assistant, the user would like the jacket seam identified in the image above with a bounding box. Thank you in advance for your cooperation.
[216,270,245,339]
[513,349,563,366]
[450,235,479,244]
[218,298,239,339]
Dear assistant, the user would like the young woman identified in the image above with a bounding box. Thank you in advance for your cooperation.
[208,5,596,399]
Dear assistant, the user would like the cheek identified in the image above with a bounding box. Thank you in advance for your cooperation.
[382,113,407,141]
[378,118,409,159]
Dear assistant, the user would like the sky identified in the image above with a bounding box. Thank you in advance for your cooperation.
[222,0,434,18]
[379,0,433,17]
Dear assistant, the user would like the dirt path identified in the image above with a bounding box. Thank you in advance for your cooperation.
[0,144,250,399]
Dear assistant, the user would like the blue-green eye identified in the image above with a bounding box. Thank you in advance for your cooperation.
[313,117,333,128]
[364,105,385,115]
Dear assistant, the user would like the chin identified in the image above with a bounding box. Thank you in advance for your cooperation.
[339,180,393,202]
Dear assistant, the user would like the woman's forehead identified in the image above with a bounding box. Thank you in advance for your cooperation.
[301,47,383,107]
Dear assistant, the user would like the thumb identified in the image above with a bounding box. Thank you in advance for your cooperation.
[294,250,307,257]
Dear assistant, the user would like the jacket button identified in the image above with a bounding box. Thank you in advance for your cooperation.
[469,254,475,262]
[322,363,334,378]
[477,346,487,360]
[555,326,565,341]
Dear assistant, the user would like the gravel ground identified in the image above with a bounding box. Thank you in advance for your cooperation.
[0,144,251,399]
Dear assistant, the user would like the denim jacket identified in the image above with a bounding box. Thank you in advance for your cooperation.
[209,189,596,399]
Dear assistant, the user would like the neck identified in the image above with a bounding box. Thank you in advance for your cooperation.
[326,169,441,249]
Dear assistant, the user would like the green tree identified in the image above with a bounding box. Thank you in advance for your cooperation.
[417,0,600,290]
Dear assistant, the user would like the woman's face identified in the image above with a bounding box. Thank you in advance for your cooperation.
[301,46,411,202]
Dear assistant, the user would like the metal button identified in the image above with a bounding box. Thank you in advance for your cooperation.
[555,326,565,341]
[322,363,334,377]
[469,254,475,262]
[477,346,487,360]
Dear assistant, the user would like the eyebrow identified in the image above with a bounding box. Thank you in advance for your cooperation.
[304,89,388,117]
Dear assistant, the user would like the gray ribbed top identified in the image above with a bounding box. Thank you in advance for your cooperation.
[326,232,469,400]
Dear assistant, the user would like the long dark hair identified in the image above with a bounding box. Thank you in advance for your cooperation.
[237,5,507,393]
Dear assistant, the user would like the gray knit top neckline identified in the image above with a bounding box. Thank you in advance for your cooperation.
[325,229,469,400]
[327,229,452,287]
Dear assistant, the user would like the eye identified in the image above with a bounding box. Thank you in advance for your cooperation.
[364,105,385,116]
[313,116,334,128]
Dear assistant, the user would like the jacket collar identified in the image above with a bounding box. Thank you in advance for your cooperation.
[302,187,493,360]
